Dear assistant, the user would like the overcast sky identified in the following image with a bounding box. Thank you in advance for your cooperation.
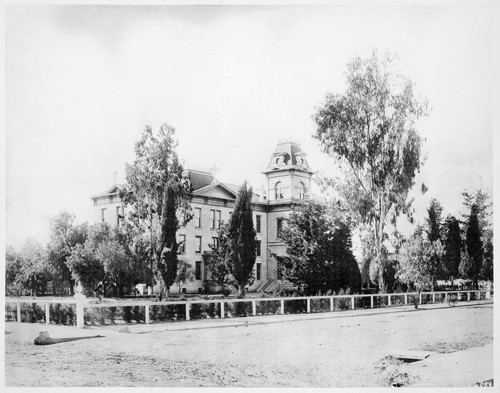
[4,2,496,248]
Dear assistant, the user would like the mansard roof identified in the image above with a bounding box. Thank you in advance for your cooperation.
[185,168,215,191]
[263,140,314,174]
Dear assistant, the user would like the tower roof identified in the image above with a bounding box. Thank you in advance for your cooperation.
[263,140,313,174]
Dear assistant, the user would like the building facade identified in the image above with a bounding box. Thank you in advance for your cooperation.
[91,141,318,293]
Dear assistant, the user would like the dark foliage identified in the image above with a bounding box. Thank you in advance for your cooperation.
[275,202,361,296]
[442,215,461,282]
[461,204,484,288]
[227,182,257,297]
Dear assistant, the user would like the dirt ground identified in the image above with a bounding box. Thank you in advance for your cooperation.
[4,302,494,387]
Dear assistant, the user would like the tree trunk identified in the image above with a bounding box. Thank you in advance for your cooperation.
[69,278,75,296]
[237,283,246,298]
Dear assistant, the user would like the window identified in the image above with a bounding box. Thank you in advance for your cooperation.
[194,207,201,228]
[195,261,202,280]
[275,181,283,200]
[256,215,261,233]
[178,234,186,254]
[256,263,261,280]
[216,210,221,229]
[101,208,107,223]
[210,209,215,229]
[212,237,219,249]
[256,240,261,257]
[298,182,306,200]
[116,206,124,226]
[195,236,202,253]
[277,218,283,237]
[210,210,221,229]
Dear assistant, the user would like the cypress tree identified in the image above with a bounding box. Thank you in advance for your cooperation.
[462,204,483,289]
[158,187,180,298]
[425,198,443,289]
[442,215,461,287]
[228,182,257,297]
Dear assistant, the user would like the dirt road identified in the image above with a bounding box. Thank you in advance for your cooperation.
[4,302,493,387]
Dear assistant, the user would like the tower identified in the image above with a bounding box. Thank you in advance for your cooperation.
[263,140,313,203]
[263,140,314,278]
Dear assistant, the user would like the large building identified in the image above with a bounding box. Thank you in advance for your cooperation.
[91,140,320,293]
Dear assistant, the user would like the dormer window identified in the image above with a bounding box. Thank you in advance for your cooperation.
[275,181,284,200]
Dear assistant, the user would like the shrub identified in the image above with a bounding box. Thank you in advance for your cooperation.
[49,303,76,325]
[84,306,118,325]
[224,301,252,317]
[5,304,17,322]
[256,300,280,315]
[190,302,220,320]
[22,303,45,323]
[150,304,185,322]
[285,299,307,314]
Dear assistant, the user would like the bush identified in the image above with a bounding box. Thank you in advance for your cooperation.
[5,304,17,322]
[22,303,45,323]
[49,303,76,325]
[150,304,185,322]
[84,306,118,325]
[256,300,280,315]
[332,297,351,310]
[226,301,252,318]
[310,298,329,313]
[190,302,220,320]
[285,299,307,314]
[122,306,145,323]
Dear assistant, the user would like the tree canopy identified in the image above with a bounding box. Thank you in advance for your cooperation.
[275,202,362,296]
[6,239,52,296]
[313,50,428,291]
[396,226,443,307]
[46,211,88,295]
[120,124,191,297]
[206,223,232,289]
[460,204,484,288]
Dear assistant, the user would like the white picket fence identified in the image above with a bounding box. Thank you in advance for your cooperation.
[5,289,491,328]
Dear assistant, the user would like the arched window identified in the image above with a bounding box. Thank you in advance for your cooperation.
[298,182,305,200]
[275,181,283,200]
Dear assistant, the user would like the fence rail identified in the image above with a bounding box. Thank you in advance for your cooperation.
[5,289,492,328]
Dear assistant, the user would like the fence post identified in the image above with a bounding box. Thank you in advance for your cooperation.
[76,301,84,328]
[280,299,285,315]
[145,304,150,324]
[45,302,50,325]
[370,295,374,308]
[404,294,408,305]
[307,298,311,313]
[185,303,190,321]
[17,301,22,323]
[467,291,470,301]
[388,295,391,307]
[444,292,448,303]
[330,297,334,312]
[220,301,225,319]
[419,292,422,305]
[252,301,256,316]
[432,293,436,303]
[351,296,355,310]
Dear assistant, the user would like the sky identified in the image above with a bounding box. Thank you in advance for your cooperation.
[3,1,497,249]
